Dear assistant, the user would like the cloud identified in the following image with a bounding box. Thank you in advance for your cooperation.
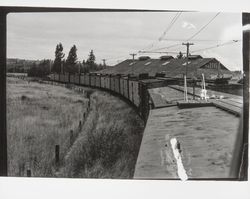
[182,21,196,29]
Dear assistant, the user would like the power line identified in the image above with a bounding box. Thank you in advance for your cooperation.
[138,12,182,52]
[105,55,128,61]
[161,38,241,42]
[191,40,240,53]
[138,51,180,54]
[158,12,182,41]
[144,12,221,53]
[140,43,182,52]
[186,12,220,41]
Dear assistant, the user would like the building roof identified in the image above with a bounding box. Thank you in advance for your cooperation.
[99,57,232,78]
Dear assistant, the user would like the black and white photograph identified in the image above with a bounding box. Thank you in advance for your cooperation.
[2,10,248,181]
[0,1,250,198]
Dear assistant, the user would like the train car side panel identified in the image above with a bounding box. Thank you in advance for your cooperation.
[69,74,74,83]
[123,78,129,99]
[54,73,60,82]
[110,76,115,91]
[105,75,110,89]
[80,75,85,86]
[96,75,101,88]
[133,81,140,107]
[101,75,105,88]
[115,76,120,94]
[119,78,124,96]
[74,74,80,84]
[128,80,134,103]
[90,74,95,87]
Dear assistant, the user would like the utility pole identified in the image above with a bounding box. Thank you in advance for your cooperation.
[130,53,137,61]
[102,59,106,66]
[182,42,194,77]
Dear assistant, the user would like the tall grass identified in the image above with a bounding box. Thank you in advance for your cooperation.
[59,91,144,178]
[7,77,89,177]
[7,78,144,178]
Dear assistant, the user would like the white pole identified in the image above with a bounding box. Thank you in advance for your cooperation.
[201,73,207,101]
[184,75,188,102]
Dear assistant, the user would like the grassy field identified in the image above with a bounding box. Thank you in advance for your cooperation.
[59,91,144,178]
[7,77,144,178]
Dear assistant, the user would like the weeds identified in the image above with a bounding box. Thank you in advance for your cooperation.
[7,77,144,178]
[60,91,144,179]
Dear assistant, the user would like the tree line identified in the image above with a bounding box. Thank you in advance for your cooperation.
[28,43,107,77]
[52,43,107,74]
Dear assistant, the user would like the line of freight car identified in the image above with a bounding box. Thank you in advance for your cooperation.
[51,73,150,121]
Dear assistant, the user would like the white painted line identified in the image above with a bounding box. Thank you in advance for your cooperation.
[170,138,188,181]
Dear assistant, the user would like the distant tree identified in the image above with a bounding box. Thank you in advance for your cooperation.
[96,63,107,71]
[177,51,183,59]
[86,50,97,71]
[86,50,95,65]
[52,43,65,73]
[80,59,89,73]
[62,59,66,74]
[65,45,78,74]
[27,59,51,77]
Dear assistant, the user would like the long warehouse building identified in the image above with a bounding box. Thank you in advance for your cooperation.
[99,55,232,79]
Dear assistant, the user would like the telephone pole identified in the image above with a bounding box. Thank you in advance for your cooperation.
[130,53,137,60]
[182,42,194,77]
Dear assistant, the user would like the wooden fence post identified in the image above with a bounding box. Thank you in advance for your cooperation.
[55,145,60,166]
[88,99,90,108]
[70,130,74,146]
[27,169,31,177]
[193,79,196,100]
[79,120,82,131]
[18,163,25,176]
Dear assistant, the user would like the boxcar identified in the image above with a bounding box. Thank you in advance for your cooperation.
[80,74,85,86]
[110,75,116,91]
[61,73,68,83]
[74,74,80,85]
[90,74,96,87]
[104,76,107,89]
[59,74,63,82]
[105,75,110,89]
[69,74,74,83]
[84,74,90,86]
[49,73,54,81]
[119,77,124,96]
[114,76,120,94]
[123,78,129,99]
[100,75,105,89]
[95,74,101,88]
[132,81,140,107]
[54,73,60,82]
[128,80,134,103]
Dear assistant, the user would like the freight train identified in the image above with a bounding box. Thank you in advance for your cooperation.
[48,73,180,122]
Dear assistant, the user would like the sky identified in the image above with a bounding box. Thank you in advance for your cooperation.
[7,12,243,70]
